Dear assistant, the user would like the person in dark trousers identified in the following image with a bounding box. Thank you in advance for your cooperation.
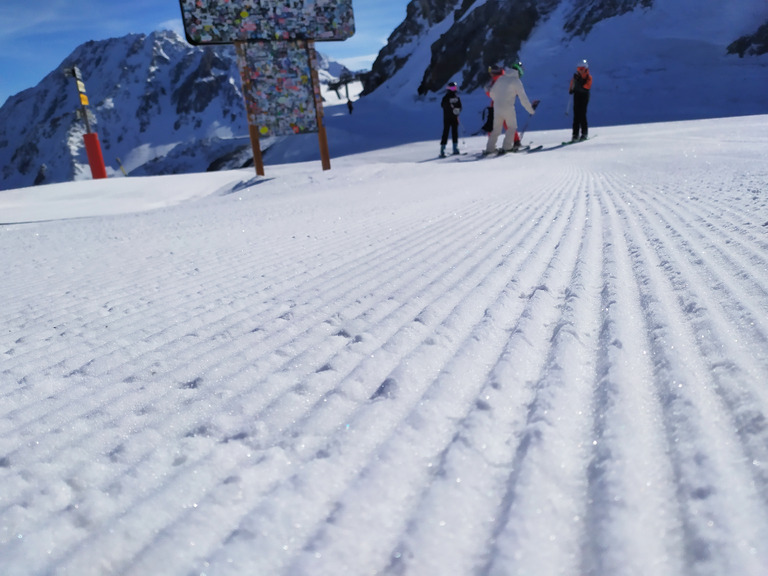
[440,82,462,157]
[569,59,592,141]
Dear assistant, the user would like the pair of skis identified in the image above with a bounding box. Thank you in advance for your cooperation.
[560,136,592,146]
[451,99,544,160]
[501,144,543,154]
[447,135,594,162]
[483,144,543,156]
[455,143,541,161]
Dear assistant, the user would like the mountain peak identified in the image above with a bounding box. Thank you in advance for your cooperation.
[364,0,768,100]
[1,31,249,189]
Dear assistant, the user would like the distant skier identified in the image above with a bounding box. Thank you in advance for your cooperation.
[569,59,592,141]
[440,82,462,157]
[484,60,537,155]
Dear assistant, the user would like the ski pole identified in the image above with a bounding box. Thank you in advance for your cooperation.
[518,100,540,141]
[518,117,531,141]
[565,96,571,116]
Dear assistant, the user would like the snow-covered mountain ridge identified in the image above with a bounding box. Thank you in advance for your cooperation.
[2,0,767,192]
[368,0,768,95]
[366,0,768,130]
[0,31,359,192]
[0,32,244,191]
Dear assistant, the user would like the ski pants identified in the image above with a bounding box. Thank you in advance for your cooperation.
[485,104,518,153]
[441,116,459,146]
[573,91,590,138]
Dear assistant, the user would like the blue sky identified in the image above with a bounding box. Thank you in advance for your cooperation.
[0,0,410,106]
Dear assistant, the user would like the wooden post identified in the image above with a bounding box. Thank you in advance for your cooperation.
[236,42,265,177]
[249,123,265,176]
[308,41,331,171]
[317,123,331,171]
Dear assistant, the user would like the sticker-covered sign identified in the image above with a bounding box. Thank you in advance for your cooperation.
[236,40,323,137]
[179,0,355,45]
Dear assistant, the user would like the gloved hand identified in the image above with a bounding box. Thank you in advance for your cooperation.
[532,100,540,110]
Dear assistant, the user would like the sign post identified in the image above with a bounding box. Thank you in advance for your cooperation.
[234,42,266,177]
[178,0,355,176]
[308,42,331,171]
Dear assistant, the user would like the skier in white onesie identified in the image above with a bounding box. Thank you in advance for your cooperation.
[485,61,537,155]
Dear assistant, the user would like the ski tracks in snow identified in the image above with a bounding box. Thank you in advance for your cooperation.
[2,125,768,575]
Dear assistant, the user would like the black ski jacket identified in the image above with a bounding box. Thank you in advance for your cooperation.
[441,91,462,121]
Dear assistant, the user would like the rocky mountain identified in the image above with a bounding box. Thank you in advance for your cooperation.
[364,0,768,115]
[363,0,668,95]
[3,2,768,191]
[0,31,354,191]
[0,31,249,190]
[728,21,768,57]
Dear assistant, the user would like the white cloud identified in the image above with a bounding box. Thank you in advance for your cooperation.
[332,53,378,71]
[157,18,185,38]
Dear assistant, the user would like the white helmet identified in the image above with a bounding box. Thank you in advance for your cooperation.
[577,59,589,69]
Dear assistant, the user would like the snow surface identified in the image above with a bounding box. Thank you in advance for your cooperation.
[2,115,768,575]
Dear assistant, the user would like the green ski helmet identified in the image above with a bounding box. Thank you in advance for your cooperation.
[511,59,524,77]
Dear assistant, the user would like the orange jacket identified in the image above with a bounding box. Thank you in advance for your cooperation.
[570,69,592,93]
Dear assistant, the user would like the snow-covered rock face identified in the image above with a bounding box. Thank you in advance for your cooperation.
[3,2,768,191]
[0,31,354,190]
[364,0,768,96]
[728,21,768,56]
[0,31,248,190]
[562,0,654,37]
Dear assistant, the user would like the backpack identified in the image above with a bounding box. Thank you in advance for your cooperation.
[481,106,494,133]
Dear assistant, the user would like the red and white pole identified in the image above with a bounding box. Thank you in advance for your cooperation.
[83,133,107,179]
[67,65,107,179]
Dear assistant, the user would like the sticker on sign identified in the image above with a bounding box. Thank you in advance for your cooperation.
[236,40,322,137]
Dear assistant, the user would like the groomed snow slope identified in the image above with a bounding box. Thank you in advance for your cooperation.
[2,116,768,576]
